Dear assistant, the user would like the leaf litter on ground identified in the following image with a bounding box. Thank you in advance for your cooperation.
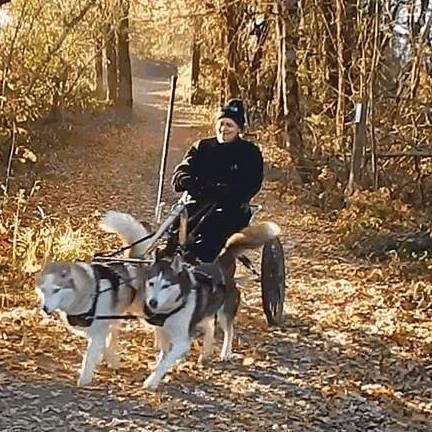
[1,84,432,431]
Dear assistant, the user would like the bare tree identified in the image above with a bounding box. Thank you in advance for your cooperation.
[105,26,118,103]
[94,35,105,99]
[276,0,306,181]
[190,37,201,104]
[221,0,242,100]
[117,0,132,108]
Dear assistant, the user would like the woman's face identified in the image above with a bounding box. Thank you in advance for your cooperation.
[216,118,241,143]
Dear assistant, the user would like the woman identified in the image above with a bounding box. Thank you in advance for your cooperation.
[171,98,264,262]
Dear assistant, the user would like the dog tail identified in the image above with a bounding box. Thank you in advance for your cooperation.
[218,222,281,264]
[99,210,150,257]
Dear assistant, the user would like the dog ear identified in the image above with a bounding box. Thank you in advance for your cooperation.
[178,268,196,290]
[171,254,183,274]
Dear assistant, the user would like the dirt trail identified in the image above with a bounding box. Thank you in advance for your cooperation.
[28,73,204,221]
[1,62,431,431]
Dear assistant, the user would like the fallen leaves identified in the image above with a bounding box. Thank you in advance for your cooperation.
[242,357,254,366]
[1,80,432,431]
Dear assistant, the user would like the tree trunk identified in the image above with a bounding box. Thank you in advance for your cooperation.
[190,39,201,104]
[117,0,132,108]
[219,21,227,105]
[323,0,356,150]
[411,0,429,37]
[322,0,338,111]
[275,5,284,124]
[95,35,105,99]
[249,19,270,108]
[106,26,118,104]
[219,66,227,105]
[335,0,346,150]
[223,0,241,99]
[278,0,306,181]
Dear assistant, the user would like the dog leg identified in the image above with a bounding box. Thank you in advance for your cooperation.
[144,338,191,390]
[78,334,105,387]
[104,325,120,369]
[152,328,170,370]
[198,317,215,364]
[218,312,234,361]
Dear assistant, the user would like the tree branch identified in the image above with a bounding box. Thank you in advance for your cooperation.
[27,0,96,93]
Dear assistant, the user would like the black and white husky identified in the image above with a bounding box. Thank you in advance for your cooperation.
[137,219,281,390]
[36,211,151,387]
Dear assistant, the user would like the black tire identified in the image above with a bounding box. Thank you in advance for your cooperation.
[261,236,286,326]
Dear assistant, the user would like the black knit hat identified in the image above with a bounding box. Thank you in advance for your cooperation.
[217,98,246,130]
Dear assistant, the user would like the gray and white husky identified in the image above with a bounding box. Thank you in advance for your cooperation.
[99,210,280,390]
[138,221,281,390]
[36,211,151,387]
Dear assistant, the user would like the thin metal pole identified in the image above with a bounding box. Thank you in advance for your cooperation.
[155,75,177,222]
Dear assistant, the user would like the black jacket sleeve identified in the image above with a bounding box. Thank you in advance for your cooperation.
[171,141,201,195]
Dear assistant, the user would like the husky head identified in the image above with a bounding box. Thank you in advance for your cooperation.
[36,262,89,314]
[142,255,195,314]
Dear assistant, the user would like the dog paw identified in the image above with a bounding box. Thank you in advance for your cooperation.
[219,352,233,362]
[143,374,160,391]
[77,375,92,387]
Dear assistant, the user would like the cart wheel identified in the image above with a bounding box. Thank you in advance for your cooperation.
[261,236,286,326]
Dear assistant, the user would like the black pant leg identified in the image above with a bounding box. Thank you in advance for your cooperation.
[186,205,252,262]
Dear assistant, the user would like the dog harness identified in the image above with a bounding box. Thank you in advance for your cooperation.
[143,301,186,327]
[142,268,223,327]
[66,264,121,328]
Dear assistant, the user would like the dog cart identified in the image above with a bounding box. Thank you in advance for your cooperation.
[95,76,287,325]
[95,192,287,326]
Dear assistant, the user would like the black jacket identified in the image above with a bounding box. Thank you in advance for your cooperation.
[172,137,263,207]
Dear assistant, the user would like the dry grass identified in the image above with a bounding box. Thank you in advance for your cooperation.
[0,188,100,309]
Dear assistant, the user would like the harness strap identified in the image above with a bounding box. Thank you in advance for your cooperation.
[94,315,139,321]
[143,301,186,327]
[93,232,154,258]
[237,254,259,276]
[66,264,121,328]
[186,203,217,241]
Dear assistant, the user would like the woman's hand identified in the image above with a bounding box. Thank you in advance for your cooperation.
[177,176,206,199]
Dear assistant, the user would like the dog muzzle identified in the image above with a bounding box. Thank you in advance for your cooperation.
[42,305,52,315]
